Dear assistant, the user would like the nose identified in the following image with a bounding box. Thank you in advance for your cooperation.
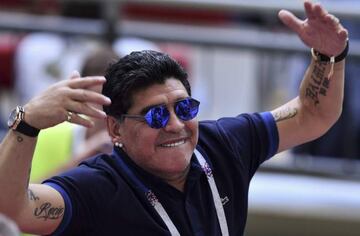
[164,110,184,132]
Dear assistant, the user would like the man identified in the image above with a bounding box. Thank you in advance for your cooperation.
[0,1,349,235]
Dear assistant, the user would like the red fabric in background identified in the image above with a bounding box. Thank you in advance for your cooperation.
[0,34,22,88]
[0,0,27,8]
[123,4,229,25]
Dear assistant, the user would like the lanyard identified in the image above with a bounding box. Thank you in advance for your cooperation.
[114,148,229,236]
[194,149,229,236]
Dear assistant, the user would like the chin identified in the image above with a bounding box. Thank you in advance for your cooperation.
[160,162,191,180]
[157,152,191,173]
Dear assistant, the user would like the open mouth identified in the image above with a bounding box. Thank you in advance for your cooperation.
[159,139,186,148]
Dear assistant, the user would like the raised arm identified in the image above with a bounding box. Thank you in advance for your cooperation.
[272,1,348,153]
[0,74,111,234]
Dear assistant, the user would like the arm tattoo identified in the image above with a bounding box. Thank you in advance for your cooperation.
[28,189,39,201]
[34,203,64,220]
[17,135,23,143]
[305,61,330,106]
[29,189,65,220]
[273,107,298,122]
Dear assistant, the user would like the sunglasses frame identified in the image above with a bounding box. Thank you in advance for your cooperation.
[120,97,200,129]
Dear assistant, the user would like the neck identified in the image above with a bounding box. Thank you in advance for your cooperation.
[162,166,190,192]
[166,176,187,192]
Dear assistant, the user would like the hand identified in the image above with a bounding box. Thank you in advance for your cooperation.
[24,74,111,129]
[278,0,348,56]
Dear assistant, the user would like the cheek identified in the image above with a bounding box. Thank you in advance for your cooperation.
[188,120,199,144]
[123,125,159,154]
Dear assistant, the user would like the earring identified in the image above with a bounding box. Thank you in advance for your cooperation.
[115,142,123,148]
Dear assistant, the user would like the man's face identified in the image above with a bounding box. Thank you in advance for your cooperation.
[118,78,199,181]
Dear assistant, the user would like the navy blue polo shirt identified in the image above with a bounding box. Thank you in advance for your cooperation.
[44,112,278,236]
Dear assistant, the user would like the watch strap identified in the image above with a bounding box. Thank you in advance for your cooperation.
[16,120,40,137]
[311,40,349,63]
[11,106,40,137]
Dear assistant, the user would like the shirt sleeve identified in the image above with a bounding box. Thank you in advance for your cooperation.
[199,112,279,177]
[42,182,73,236]
[42,157,117,235]
[259,111,279,159]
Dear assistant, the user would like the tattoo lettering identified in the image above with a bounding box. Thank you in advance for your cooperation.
[311,64,325,85]
[305,62,330,106]
[273,107,298,122]
[306,87,319,106]
[319,87,327,96]
[17,136,23,142]
[28,189,39,201]
[34,203,64,220]
[322,77,330,89]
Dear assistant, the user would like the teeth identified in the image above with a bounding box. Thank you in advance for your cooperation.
[160,139,185,147]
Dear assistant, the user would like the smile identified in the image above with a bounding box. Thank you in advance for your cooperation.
[160,139,186,148]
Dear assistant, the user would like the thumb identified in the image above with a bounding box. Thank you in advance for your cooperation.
[278,9,303,34]
[70,70,81,80]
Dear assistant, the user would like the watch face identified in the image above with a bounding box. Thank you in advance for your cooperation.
[7,107,18,128]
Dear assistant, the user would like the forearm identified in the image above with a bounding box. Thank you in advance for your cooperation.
[0,132,67,234]
[0,131,37,218]
[273,0,348,153]
[272,58,345,153]
[299,58,345,129]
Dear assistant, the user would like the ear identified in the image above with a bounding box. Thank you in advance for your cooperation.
[106,116,122,141]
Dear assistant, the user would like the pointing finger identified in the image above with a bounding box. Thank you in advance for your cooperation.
[278,10,303,34]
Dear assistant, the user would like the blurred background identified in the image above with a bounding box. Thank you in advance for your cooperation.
[0,0,360,235]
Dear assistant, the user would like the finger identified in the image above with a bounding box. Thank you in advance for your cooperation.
[313,3,328,18]
[304,1,316,20]
[338,29,349,41]
[278,10,304,34]
[66,101,107,119]
[87,84,103,94]
[69,70,81,79]
[68,76,106,89]
[68,89,111,105]
[66,112,95,128]
[325,14,339,28]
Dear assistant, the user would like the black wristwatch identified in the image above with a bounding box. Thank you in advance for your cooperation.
[7,106,40,137]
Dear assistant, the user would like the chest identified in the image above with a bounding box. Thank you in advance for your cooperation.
[95,170,249,236]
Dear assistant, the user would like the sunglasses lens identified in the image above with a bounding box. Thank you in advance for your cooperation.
[144,105,170,129]
[143,98,199,129]
[175,98,200,121]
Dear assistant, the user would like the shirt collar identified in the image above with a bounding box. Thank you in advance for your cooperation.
[113,147,204,195]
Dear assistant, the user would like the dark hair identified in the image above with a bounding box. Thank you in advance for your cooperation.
[102,50,190,119]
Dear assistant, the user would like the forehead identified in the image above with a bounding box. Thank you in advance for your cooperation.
[130,78,189,112]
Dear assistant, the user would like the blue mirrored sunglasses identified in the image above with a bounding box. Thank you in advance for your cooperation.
[121,97,200,129]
